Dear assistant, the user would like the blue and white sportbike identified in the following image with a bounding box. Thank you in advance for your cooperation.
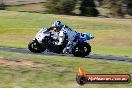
[28,28,94,57]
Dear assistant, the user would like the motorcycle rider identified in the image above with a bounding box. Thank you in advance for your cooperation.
[49,20,78,54]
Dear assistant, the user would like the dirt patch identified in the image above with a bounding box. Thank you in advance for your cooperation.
[54,15,132,26]
[4,0,46,5]
[0,57,67,71]
[0,57,45,67]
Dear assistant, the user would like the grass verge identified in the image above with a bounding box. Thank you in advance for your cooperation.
[0,51,132,88]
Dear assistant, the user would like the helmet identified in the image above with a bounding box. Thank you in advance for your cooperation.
[52,20,64,29]
[85,33,94,40]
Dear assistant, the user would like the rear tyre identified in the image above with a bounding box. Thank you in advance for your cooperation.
[28,40,46,53]
[72,42,91,57]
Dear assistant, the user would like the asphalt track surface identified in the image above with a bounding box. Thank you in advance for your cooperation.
[0,47,132,63]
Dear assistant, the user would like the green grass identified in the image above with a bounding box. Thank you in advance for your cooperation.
[0,51,132,88]
[0,10,132,57]
[92,46,132,57]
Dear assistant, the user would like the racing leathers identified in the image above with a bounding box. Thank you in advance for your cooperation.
[53,25,78,53]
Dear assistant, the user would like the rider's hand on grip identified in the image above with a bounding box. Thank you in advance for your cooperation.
[48,27,53,31]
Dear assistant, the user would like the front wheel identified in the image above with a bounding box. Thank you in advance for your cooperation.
[28,40,46,53]
[72,42,91,57]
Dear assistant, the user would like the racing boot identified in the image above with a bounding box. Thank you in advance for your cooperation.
[63,46,72,54]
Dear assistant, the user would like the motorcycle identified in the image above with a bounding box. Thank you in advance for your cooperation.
[28,28,94,57]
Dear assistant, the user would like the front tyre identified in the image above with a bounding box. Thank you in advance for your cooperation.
[28,40,46,53]
[72,42,91,57]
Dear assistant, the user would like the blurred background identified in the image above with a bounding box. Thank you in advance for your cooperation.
[0,1,132,88]
[0,0,132,18]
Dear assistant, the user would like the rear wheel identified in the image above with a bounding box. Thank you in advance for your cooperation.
[72,42,91,57]
[28,40,46,53]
